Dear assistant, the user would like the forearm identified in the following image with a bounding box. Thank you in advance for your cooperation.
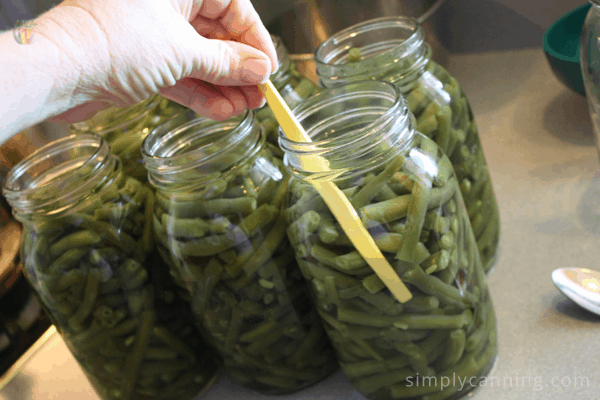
[0,6,109,141]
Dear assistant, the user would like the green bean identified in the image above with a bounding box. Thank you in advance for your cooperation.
[465,299,493,352]
[324,275,341,306]
[20,165,219,400]
[338,58,502,272]
[47,246,93,275]
[360,194,411,224]
[318,217,339,243]
[420,250,450,274]
[121,310,156,398]
[236,204,279,237]
[122,267,149,291]
[361,292,403,315]
[73,319,139,351]
[337,308,471,329]
[363,274,386,294]
[310,245,366,272]
[205,216,233,234]
[284,189,330,220]
[239,213,287,277]
[54,269,88,292]
[402,264,476,308]
[171,234,237,257]
[351,156,405,209]
[348,47,362,62]
[68,269,102,331]
[437,329,466,370]
[151,147,337,394]
[405,85,431,115]
[396,184,429,263]
[403,296,440,313]
[287,210,321,245]
[397,344,433,376]
[303,260,363,289]
[153,325,198,364]
[161,213,208,238]
[244,321,286,356]
[284,135,495,399]
[435,106,452,154]
[49,230,102,259]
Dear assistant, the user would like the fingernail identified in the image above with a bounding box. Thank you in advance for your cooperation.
[241,58,270,84]
[254,97,266,109]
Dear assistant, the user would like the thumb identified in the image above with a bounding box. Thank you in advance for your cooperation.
[183,35,273,87]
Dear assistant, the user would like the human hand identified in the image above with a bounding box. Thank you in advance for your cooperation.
[41,0,277,122]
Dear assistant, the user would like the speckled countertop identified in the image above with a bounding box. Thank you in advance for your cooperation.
[2,48,599,400]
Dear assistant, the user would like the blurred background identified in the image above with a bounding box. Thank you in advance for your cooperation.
[0,0,589,150]
[0,0,588,52]
[0,0,589,151]
[0,0,591,379]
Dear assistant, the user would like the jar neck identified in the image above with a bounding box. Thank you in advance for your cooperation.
[270,35,294,89]
[315,17,430,90]
[279,81,415,182]
[3,134,120,220]
[69,95,161,136]
[142,110,263,192]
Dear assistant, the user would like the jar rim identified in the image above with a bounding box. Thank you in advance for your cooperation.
[142,109,262,188]
[280,80,405,148]
[279,80,414,180]
[314,16,424,81]
[3,134,115,215]
[69,95,161,135]
[142,109,253,163]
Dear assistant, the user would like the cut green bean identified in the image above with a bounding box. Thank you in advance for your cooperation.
[284,129,496,400]
[149,139,338,395]
[17,164,219,400]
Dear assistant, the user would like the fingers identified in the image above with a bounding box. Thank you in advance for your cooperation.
[239,85,266,109]
[159,78,263,120]
[180,33,273,86]
[218,86,247,115]
[193,0,277,71]
[160,78,233,120]
[47,101,112,123]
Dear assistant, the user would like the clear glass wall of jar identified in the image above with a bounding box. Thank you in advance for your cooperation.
[0,194,52,377]
[255,36,321,158]
[581,0,600,158]
[69,96,195,183]
[3,134,218,400]
[141,111,338,394]
[280,81,497,400]
[314,17,500,273]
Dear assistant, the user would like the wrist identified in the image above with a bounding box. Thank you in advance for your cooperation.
[0,6,111,138]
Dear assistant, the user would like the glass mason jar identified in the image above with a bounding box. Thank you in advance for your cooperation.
[314,17,500,273]
[70,96,194,183]
[3,135,218,400]
[581,1,600,157]
[255,36,321,158]
[141,111,338,395]
[0,193,53,377]
[280,81,497,400]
